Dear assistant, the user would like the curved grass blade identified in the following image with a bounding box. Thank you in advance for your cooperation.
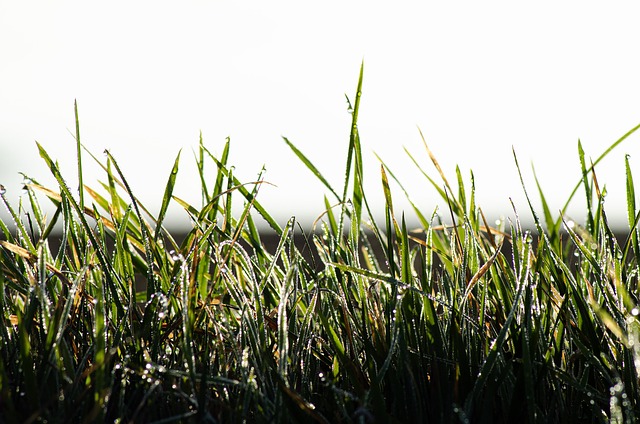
[559,122,640,218]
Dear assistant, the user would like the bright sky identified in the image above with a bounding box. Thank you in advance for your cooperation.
[2,2,640,231]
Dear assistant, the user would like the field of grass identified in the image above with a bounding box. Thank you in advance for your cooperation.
[2,66,640,423]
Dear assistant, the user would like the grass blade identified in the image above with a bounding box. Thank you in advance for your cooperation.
[155,150,181,242]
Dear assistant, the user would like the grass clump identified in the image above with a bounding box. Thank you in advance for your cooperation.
[2,65,640,423]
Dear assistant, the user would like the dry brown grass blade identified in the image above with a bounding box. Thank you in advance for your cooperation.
[27,183,117,233]
[418,127,453,194]
[463,239,504,302]
[0,240,36,262]
[0,240,94,303]
[1,240,69,283]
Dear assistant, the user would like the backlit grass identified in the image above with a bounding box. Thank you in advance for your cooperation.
[2,65,640,423]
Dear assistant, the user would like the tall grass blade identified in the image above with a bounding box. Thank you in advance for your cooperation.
[338,61,364,237]
[154,150,181,242]
[74,100,84,210]
[625,154,640,264]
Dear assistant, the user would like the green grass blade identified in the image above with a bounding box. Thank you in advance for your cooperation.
[375,154,430,229]
[74,100,84,211]
[207,155,282,235]
[154,150,181,242]
[338,61,364,236]
[282,137,339,201]
[578,140,595,233]
[560,122,640,217]
[531,164,559,238]
[105,151,157,295]
[625,154,640,262]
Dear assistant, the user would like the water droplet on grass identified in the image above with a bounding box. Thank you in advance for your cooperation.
[0,185,5,195]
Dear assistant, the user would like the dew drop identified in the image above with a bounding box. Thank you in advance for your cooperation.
[0,185,5,195]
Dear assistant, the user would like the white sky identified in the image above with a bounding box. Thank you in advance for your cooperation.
[2,2,640,231]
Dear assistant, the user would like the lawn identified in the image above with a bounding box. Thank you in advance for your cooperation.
[2,65,640,423]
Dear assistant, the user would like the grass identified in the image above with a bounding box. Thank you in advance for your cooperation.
[2,64,640,422]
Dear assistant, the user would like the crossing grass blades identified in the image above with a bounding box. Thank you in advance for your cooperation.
[2,65,640,422]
